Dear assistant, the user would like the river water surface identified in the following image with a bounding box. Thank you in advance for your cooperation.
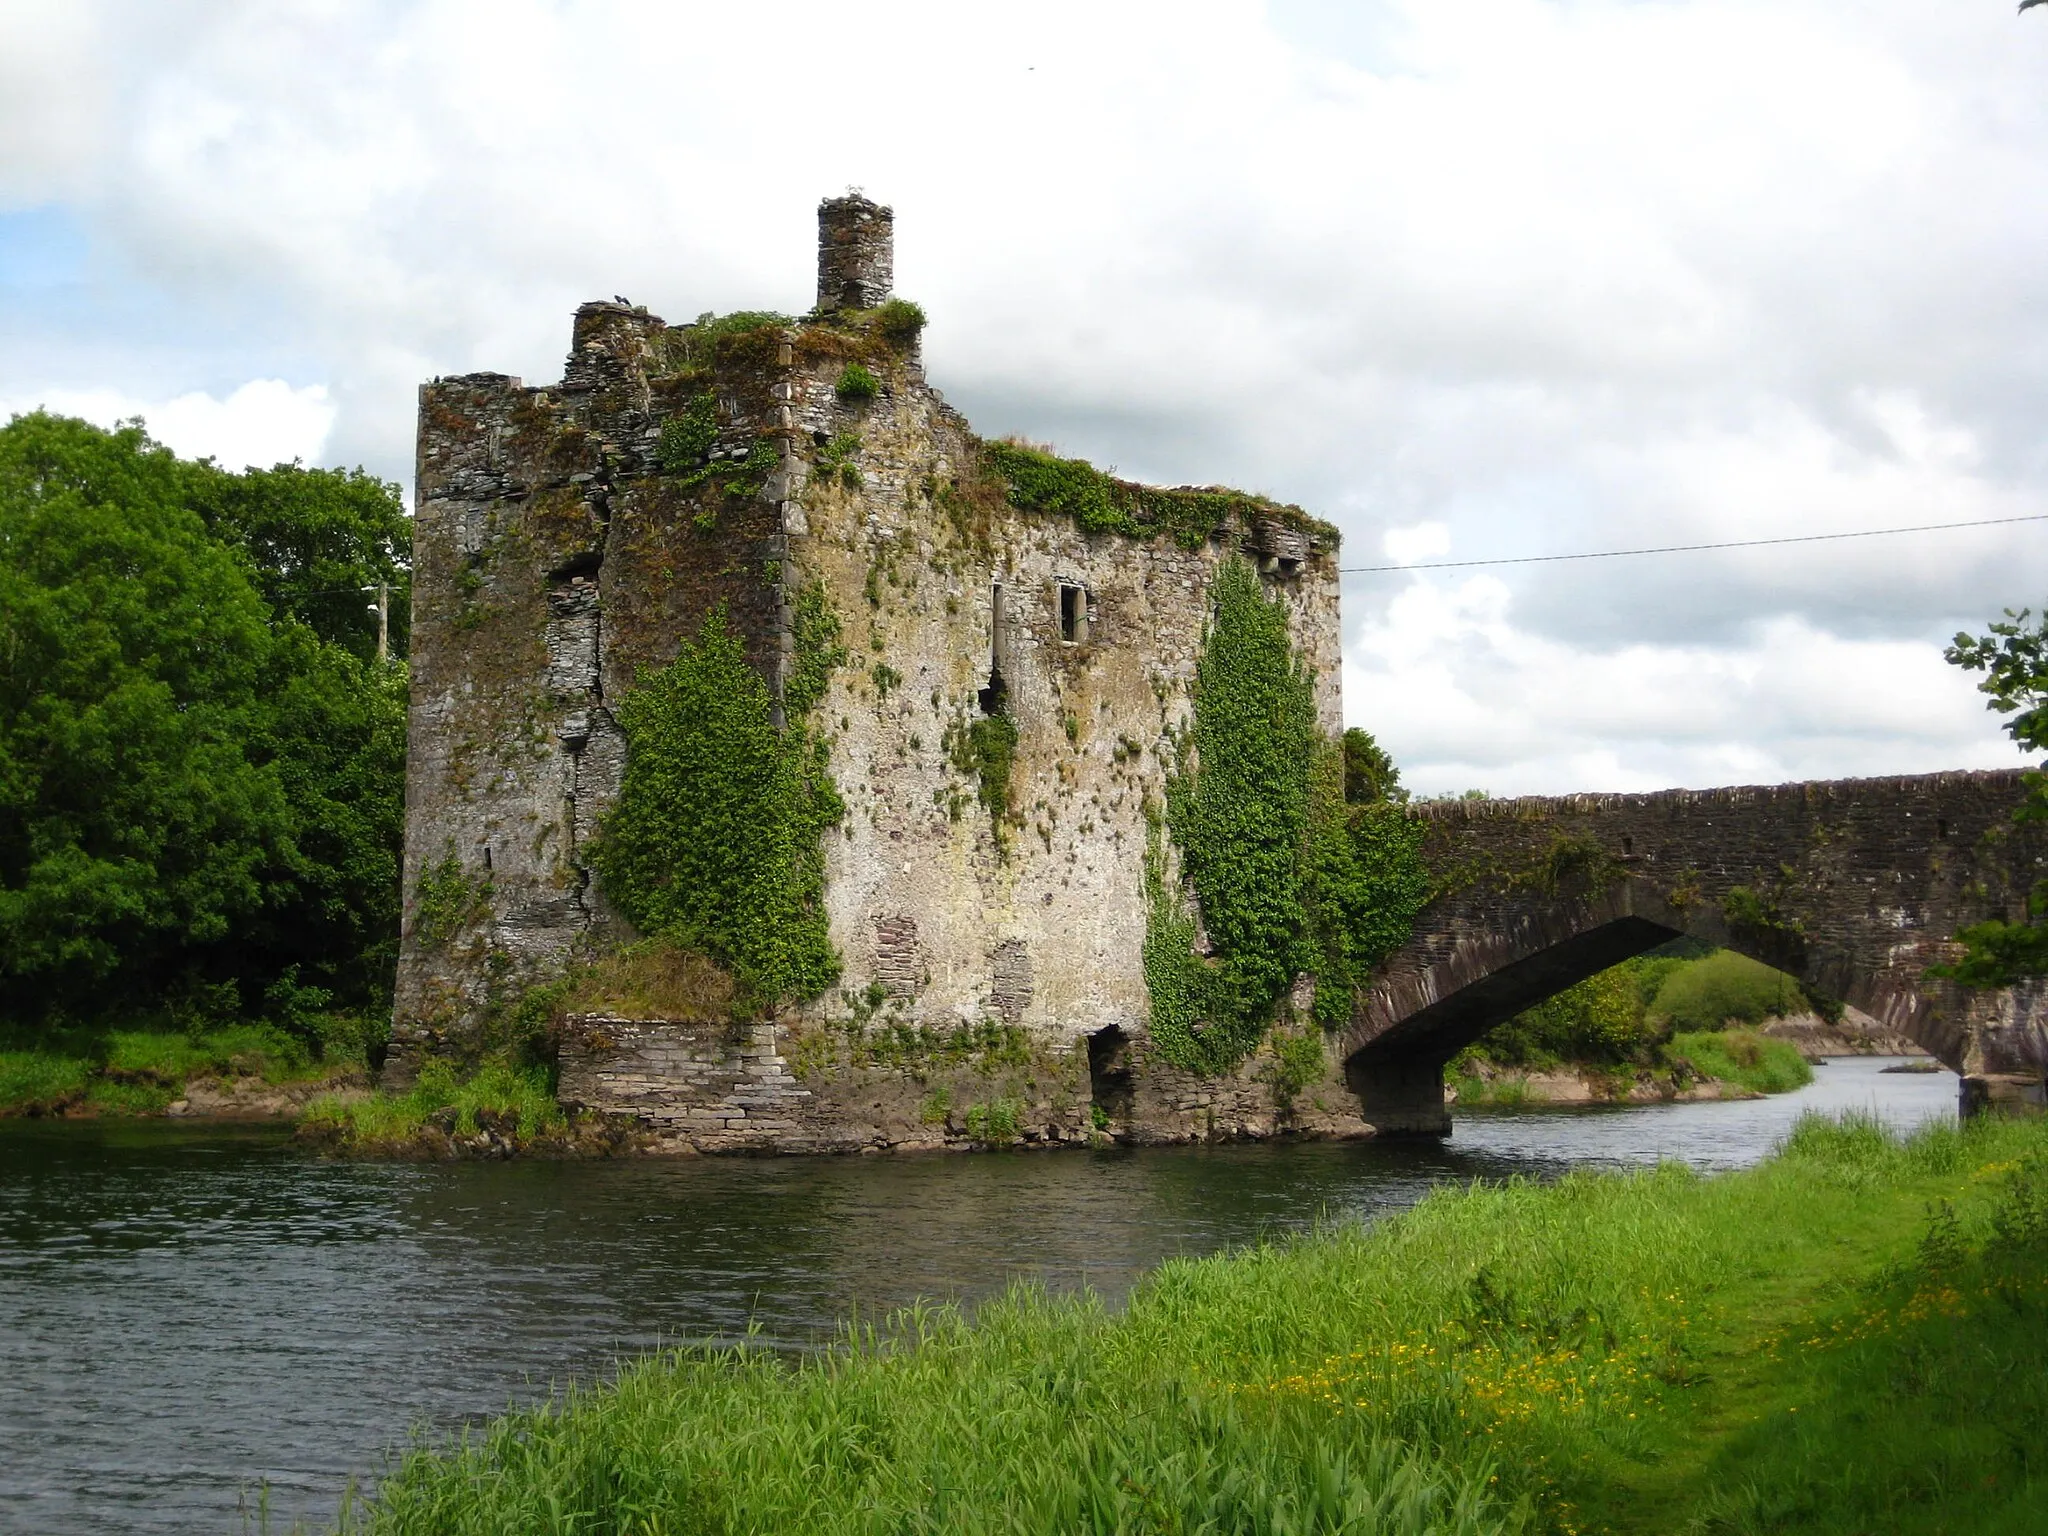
[0,1057,1959,1535]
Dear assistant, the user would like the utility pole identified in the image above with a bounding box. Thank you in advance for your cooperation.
[376,582,389,663]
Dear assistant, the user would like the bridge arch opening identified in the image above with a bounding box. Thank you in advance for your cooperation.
[1340,902,1920,1136]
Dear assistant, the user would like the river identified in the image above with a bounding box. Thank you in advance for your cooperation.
[0,1057,1958,1535]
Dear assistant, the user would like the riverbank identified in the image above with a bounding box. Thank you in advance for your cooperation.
[1451,1026,1815,1108]
[0,1024,370,1120]
[338,1109,2047,1535]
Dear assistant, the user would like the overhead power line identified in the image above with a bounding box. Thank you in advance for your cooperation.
[1340,513,2048,576]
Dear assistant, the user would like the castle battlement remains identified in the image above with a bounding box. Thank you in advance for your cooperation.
[393,196,1355,1150]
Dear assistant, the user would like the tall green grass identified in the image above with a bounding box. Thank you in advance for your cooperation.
[0,1049,91,1113]
[102,1023,317,1085]
[0,1020,368,1116]
[341,1114,2048,1535]
[301,1060,562,1151]
[1668,1028,1813,1095]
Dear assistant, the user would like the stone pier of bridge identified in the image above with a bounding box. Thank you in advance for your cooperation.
[1346,769,2048,1135]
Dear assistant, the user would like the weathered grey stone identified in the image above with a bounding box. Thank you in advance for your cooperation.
[1347,774,2048,1131]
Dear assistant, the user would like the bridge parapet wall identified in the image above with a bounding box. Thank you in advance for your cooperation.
[1345,770,2048,1132]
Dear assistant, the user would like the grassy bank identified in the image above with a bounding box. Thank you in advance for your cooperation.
[1454,947,1827,1102]
[1666,1027,1812,1095]
[296,1061,636,1157]
[1454,1028,1814,1107]
[0,1021,371,1117]
[339,1112,2048,1534]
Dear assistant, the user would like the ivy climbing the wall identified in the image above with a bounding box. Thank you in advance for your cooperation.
[655,391,778,505]
[1301,739,1431,1029]
[590,601,843,1009]
[1145,560,1428,1070]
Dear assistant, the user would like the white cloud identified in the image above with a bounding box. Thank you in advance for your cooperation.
[1345,573,2024,797]
[1,378,335,470]
[1382,522,1451,565]
[5,0,2048,793]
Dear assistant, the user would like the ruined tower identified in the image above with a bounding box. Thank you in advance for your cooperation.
[815,193,894,312]
[394,199,1349,1148]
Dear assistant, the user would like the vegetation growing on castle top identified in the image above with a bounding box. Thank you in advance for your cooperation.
[979,439,1337,552]
[654,390,778,508]
[590,603,843,1009]
[1144,560,1426,1071]
[652,310,795,375]
[873,297,926,343]
[835,363,880,402]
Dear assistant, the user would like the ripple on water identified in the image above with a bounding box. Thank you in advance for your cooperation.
[0,1057,1955,1535]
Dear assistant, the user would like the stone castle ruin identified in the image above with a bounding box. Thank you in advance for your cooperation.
[394,195,1359,1150]
[398,196,2048,1147]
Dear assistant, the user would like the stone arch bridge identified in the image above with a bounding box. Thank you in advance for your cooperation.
[1344,769,2048,1134]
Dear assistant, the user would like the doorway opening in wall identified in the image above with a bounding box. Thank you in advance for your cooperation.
[1088,1025,1135,1127]
[979,667,1007,716]
[1059,582,1088,644]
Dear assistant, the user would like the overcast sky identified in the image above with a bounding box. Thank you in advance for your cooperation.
[5,0,2047,795]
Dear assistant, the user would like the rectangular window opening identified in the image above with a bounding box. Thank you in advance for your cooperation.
[1059,582,1087,644]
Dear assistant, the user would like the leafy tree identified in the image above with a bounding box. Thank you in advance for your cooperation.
[1947,608,2048,756]
[1341,726,1407,805]
[1936,609,2048,982]
[0,412,408,1037]
[184,459,412,660]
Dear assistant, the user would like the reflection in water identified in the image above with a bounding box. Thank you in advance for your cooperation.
[0,1058,1956,1534]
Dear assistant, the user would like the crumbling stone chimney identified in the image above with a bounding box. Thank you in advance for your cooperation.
[816,193,893,312]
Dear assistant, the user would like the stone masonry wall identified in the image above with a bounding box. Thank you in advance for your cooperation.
[395,196,1347,1146]
[1344,771,2048,1130]
[556,1012,1373,1154]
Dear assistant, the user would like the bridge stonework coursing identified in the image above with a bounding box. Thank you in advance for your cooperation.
[1345,770,2048,1134]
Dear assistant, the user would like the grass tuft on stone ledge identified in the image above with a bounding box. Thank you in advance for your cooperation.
[299,1060,568,1157]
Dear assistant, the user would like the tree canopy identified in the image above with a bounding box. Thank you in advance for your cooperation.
[0,412,410,1037]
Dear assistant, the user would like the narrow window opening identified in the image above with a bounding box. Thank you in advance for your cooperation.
[1938,818,1950,840]
[1621,836,1633,857]
[1058,582,1088,644]
[480,843,493,872]
[981,581,1009,715]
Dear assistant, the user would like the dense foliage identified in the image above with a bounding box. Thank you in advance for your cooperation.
[590,606,843,1008]
[344,1114,2048,1536]
[1146,560,1427,1070]
[1461,945,1820,1077]
[0,412,409,1040]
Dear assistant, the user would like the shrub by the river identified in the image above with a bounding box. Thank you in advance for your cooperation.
[1457,946,1824,1094]
[1668,1027,1813,1095]
[1648,948,1806,1034]
[341,1113,2048,1535]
